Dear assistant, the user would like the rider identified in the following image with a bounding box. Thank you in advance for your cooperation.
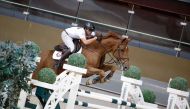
[56,22,97,69]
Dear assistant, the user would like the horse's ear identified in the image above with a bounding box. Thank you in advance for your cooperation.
[122,35,132,42]
[127,37,132,42]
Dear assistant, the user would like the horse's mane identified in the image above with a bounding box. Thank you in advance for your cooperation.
[102,31,121,39]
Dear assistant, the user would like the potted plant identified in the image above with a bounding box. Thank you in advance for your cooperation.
[0,41,40,109]
[67,53,87,68]
[167,76,189,97]
[167,77,189,109]
[38,68,56,84]
[63,53,87,74]
[142,89,158,107]
[142,89,156,104]
[121,65,142,85]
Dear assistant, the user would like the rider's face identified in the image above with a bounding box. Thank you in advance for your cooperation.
[85,29,92,36]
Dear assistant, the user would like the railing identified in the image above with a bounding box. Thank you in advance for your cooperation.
[0,0,190,57]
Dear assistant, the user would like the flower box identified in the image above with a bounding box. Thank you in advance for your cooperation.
[121,75,142,86]
[167,87,189,97]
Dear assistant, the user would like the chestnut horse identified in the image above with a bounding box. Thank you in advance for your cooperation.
[32,31,130,85]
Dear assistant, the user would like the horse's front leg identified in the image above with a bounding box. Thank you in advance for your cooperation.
[85,66,105,85]
[100,64,117,82]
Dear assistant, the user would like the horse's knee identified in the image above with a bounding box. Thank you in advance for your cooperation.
[99,70,105,77]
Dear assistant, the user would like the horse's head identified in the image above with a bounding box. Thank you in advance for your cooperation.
[113,35,131,71]
[102,32,131,71]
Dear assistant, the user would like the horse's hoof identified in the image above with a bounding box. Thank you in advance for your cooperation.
[86,77,101,85]
[104,78,110,82]
[100,79,105,83]
[86,79,93,85]
[104,76,111,82]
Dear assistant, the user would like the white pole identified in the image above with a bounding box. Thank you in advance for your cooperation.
[17,90,28,109]
[78,89,122,100]
[62,98,115,109]
[77,90,159,109]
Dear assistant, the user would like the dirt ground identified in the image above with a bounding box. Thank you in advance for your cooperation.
[0,15,190,87]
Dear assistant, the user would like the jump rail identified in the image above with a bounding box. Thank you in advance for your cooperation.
[23,64,159,109]
[76,89,158,109]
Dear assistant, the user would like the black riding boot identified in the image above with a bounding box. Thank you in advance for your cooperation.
[56,49,72,69]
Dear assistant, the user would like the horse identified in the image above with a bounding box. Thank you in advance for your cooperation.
[32,31,131,85]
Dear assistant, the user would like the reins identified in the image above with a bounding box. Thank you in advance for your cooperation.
[99,43,119,65]
[98,40,129,69]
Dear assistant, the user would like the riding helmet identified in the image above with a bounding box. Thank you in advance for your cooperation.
[84,22,95,31]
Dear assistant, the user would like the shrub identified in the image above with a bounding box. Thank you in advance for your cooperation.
[38,68,56,84]
[123,65,141,80]
[68,53,86,68]
[169,77,188,91]
[142,89,156,103]
[22,41,40,56]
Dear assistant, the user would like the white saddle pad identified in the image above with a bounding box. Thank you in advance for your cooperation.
[52,47,82,60]
[52,51,62,60]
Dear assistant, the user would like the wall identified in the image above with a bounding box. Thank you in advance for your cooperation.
[129,46,190,84]
[0,15,62,50]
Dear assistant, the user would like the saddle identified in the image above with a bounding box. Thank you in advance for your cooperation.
[53,39,82,61]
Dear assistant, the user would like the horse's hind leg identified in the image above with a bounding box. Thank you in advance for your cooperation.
[85,66,105,85]
[100,64,117,82]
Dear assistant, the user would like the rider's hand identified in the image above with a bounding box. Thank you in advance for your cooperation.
[86,35,94,39]
[96,35,102,42]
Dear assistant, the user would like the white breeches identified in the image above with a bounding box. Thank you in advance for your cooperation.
[61,31,75,52]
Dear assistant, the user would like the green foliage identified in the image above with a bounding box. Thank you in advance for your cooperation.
[38,68,56,84]
[68,53,87,68]
[22,41,40,57]
[0,80,20,109]
[142,89,156,103]
[169,77,188,91]
[123,65,141,80]
[0,41,20,82]
[21,41,40,73]
[0,40,40,108]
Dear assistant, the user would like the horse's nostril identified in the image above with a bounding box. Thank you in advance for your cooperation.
[123,66,128,71]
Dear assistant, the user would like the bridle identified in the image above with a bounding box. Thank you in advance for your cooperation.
[113,44,129,66]
[100,40,129,70]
